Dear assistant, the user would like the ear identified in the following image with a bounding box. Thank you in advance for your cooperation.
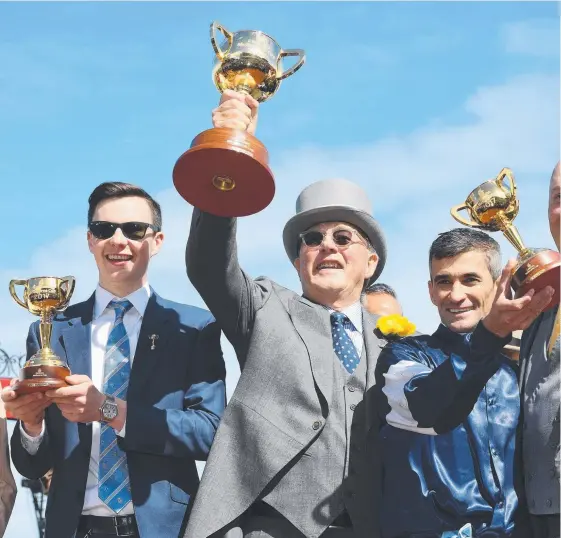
[428,279,437,306]
[293,257,301,273]
[365,251,378,279]
[87,230,95,254]
[150,232,165,258]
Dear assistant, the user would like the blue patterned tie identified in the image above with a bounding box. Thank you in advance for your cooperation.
[330,312,360,374]
[98,299,133,513]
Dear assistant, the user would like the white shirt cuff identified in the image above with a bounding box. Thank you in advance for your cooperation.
[20,421,45,455]
[115,420,126,438]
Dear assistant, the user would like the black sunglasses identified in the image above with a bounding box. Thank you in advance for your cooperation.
[89,221,160,241]
[299,229,364,249]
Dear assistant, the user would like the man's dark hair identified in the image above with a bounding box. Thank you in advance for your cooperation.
[365,282,397,298]
[87,182,162,230]
[429,228,502,280]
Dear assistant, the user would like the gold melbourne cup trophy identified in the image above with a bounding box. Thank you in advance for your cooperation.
[173,21,305,217]
[9,276,75,394]
[451,167,560,310]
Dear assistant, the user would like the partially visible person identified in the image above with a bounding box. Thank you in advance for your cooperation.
[0,404,16,538]
[375,228,553,538]
[363,282,402,316]
[3,182,226,538]
[518,161,561,538]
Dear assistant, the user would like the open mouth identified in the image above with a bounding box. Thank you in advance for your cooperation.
[316,261,343,272]
[447,307,474,314]
[105,254,133,262]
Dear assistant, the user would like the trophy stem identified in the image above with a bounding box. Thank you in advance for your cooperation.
[498,215,529,256]
[39,309,54,352]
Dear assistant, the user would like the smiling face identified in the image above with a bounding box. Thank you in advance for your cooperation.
[293,221,378,309]
[87,196,164,297]
[428,249,498,333]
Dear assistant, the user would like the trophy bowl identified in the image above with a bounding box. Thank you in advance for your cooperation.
[9,276,75,394]
[451,168,560,310]
[173,22,305,217]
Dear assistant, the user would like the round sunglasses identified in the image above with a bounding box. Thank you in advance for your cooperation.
[89,221,160,241]
[299,229,367,249]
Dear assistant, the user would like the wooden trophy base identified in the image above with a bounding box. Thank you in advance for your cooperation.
[14,364,70,395]
[512,249,561,311]
[173,127,275,217]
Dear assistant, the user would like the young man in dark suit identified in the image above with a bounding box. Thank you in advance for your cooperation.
[3,182,226,538]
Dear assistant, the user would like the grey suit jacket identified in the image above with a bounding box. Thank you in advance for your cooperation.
[184,209,386,538]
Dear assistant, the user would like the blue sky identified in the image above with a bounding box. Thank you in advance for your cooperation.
[0,2,559,536]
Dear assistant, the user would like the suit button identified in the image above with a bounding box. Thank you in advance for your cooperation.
[497,501,504,509]
[546,499,553,508]
[312,421,322,430]
[348,385,355,392]
[528,473,533,482]
[350,404,356,411]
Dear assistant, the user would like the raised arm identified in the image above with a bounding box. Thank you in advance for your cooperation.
[186,91,270,362]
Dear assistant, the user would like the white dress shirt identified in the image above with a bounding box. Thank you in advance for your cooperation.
[20,283,151,516]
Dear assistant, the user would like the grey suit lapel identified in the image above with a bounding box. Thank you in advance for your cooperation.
[288,296,334,405]
[363,311,386,432]
[363,312,385,390]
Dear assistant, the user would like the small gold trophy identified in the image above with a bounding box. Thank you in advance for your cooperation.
[9,276,75,394]
[173,22,305,217]
[451,167,560,310]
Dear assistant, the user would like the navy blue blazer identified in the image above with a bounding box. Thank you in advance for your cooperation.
[10,290,226,538]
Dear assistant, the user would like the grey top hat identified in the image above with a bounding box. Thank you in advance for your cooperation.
[282,178,387,284]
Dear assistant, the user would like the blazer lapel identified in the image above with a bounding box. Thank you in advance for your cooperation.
[60,294,95,449]
[288,296,334,406]
[61,294,94,379]
[128,292,176,397]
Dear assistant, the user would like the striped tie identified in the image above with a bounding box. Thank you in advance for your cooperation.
[330,312,360,374]
[98,299,133,513]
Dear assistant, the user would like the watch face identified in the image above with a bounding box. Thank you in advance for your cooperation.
[102,400,118,421]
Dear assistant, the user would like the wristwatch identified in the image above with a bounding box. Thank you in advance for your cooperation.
[99,394,118,423]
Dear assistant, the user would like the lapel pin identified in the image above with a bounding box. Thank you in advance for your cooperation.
[149,334,159,350]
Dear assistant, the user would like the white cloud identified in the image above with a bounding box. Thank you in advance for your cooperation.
[2,69,559,537]
[501,18,560,57]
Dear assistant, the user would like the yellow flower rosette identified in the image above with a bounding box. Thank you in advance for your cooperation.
[376,314,416,338]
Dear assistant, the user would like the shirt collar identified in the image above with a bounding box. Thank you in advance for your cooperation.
[324,302,363,334]
[434,323,470,345]
[93,283,151,320]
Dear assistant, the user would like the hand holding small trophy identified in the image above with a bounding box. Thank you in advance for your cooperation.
[173,22,305,217]
[9,276,75,394]
[451,168,560,310]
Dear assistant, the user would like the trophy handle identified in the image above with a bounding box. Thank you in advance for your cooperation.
[277,49,306,81]
[210,22,233,60]
[450,204,481,228]
[9,279,28,309]
[59,276,75,309]
[495,167,517,198]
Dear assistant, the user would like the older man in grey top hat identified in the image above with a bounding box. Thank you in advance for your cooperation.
[183,90,389,538]
[519,162,561,538]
